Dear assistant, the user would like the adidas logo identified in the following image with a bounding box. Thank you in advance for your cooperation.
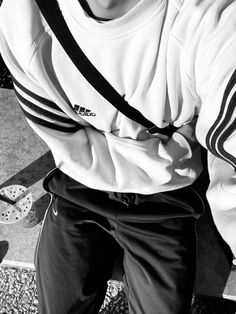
[73,105,96,117]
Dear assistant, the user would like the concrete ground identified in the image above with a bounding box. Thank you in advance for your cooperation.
[0,88,54,267]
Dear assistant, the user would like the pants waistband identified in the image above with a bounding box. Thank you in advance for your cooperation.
[43,168,207,219]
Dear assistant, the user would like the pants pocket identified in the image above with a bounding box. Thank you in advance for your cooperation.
[42,167,59,193]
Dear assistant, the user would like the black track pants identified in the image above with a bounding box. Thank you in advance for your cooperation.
[35,169,205,314]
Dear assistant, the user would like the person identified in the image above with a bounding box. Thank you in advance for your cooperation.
[0,0,235,313]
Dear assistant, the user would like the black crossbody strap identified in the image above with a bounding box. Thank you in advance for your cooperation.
[34,0,177,136]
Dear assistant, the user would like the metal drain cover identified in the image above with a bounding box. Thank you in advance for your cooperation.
[0,185,33,224]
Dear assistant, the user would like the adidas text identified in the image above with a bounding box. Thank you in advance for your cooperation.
[74,105,96,117]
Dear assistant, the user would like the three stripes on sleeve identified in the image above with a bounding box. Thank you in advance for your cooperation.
[12,77,82,133]
[206,70,236,170]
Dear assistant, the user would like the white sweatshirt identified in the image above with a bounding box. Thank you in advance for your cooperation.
[0,0,236,254]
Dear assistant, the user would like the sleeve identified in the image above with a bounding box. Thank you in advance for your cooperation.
[0,27,84,134]
[194,4,236,257]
